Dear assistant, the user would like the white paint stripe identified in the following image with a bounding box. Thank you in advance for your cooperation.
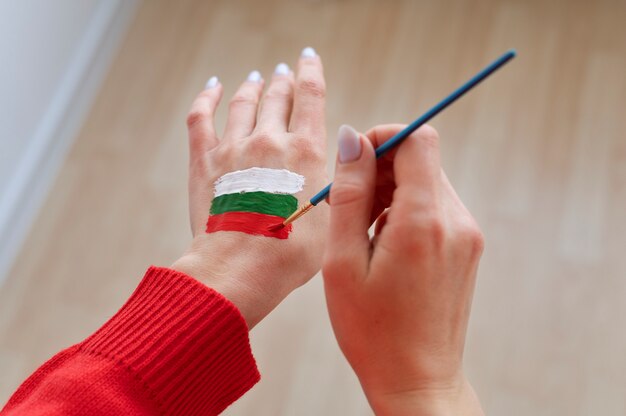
[214,167,305,196]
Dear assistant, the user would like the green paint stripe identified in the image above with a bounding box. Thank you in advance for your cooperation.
[210,191,298,218]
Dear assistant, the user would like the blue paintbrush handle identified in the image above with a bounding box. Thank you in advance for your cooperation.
[309,49,516,206]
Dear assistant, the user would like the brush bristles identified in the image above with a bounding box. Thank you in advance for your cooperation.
[282,202,314,227]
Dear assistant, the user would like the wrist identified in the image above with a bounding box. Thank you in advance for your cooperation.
[170,255,261,328]
[365,376,484,416]
[171,235,287,329]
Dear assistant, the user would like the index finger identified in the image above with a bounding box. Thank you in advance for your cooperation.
[290,47,326,138]
[372,124,442,211]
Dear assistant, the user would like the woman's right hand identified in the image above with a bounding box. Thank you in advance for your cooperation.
[322,124,485,415]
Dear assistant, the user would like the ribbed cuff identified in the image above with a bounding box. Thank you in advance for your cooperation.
[80,266,260,415]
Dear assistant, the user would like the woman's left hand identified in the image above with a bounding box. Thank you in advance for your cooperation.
[172,48,329,328]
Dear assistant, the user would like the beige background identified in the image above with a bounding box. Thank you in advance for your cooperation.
[1,0,626,414]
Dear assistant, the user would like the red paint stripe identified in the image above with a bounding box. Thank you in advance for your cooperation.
[205,211,292,239]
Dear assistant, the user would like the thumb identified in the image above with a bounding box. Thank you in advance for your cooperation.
[323,124,376,281]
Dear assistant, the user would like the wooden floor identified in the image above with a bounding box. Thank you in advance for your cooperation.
[2,0,626,414]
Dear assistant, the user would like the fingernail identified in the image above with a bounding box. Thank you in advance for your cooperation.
[338,124,361,163]
[301,46,317,58]
[205,76,219,89]
[274,62,290,75]
[247,70,262,83]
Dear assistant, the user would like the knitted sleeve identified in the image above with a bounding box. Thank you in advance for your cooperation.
[1,266,260,416]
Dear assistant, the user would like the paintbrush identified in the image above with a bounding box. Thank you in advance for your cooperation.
[275,49,517,230]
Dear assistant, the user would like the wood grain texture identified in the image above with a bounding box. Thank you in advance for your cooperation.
[1,0,625,414]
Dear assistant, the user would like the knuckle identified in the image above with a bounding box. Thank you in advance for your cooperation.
[245,133,282,156]
[430,213,447,235]
[289,136,325,163]
[229,92,259,108]
[186,110,207,129]
[416,124,440,148]
[265,84,292,101]
[329,180,366,208]
[399,212,446,253]
[264,91,291,102]
[421,214,447,246]
[297,76,326,98]
[456,217,485,257]
[470,229,485,257]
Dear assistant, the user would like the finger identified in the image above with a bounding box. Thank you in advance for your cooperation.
[439,168,481,239]
[391,124,442,211]
[256,63,295,132]
[365,123,408,159]
[186,76,224,157]
[440,169,485,262]
[322,125,376,283]
[371,209,389,248]
[290,47,326,138]
[364,124,406,221]
[374,209,389,235]
[439,168,466,211]
[223,71,265,139]
[394,124,441,190]
[326,125,404,222]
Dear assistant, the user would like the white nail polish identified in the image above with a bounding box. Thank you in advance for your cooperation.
[247,70,262,83]
[301,47,316,58]
[338,124,361,163]
[274,63,290,76]
[205,76,219,89]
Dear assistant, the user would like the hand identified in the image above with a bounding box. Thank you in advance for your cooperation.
[172,48,329,328]
[322,124,485,414]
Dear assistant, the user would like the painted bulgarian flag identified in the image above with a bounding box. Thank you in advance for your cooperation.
[206,167,305,239]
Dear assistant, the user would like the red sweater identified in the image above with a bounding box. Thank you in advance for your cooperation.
[1,267,260,415]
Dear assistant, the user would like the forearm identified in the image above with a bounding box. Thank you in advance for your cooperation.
[2,267,260,416]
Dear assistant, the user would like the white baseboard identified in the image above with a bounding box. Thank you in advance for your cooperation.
[0,0,141,286]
